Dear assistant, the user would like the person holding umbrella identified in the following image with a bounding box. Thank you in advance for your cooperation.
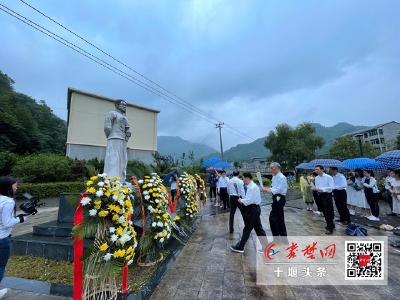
[330,167,351,225]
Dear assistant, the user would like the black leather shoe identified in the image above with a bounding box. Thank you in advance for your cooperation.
[341,220,350,225]
[230,245,244,253]
[325,229,333,235]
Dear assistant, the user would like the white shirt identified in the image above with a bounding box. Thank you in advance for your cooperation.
[315,173,335,193]
[217,176,229,192]
[333,173,347,190]
[228,176,245,197]
[385,176,395,190]
[240,181,262,206]
[0,195,20,239]
[271,172,288,195]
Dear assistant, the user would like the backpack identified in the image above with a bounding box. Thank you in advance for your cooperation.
[346,224,368,236]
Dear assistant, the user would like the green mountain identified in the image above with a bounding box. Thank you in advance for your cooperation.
[0,71,67,154]
[157,136,217,160]
[221,122,368,161]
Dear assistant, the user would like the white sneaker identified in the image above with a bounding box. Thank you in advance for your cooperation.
[314,211,321,215]
[367,215,380,221]
[214,203,219,206]
[0,288,8,299]
[349,210,355,216]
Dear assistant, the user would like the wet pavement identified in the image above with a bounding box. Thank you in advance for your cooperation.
[151,196,400,300]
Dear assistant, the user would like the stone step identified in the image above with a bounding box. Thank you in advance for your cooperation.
[33,221,73,237]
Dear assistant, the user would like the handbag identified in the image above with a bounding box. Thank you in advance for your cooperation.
[346,224,368,236]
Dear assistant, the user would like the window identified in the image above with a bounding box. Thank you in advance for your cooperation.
[364,133,368,138]
[380,138,385,144]
[378,129,383,135]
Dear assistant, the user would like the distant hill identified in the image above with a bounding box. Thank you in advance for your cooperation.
[157,136,217,160]
[221,122,369,161]
[311,122,368,153]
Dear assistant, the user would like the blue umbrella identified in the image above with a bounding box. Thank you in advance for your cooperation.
[201,156,221,168]
[295,162,313,170]
[308,159,343,168]
[376,150,400,170]
[342,158,386,170]
[213,161,233,169]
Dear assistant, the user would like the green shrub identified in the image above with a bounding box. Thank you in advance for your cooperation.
[0,151,18,175]
[253,176,271,187]
[70,159,86,180]
[126,160,151,179]
[15,181,84,200]
[12,154,72,183]
[87,158,104,174]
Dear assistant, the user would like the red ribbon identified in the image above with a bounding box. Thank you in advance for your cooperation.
[73,195,85,300]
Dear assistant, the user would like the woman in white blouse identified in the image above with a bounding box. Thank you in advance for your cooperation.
[390,170,400,215]
[0,177,27,299]
[363,170,380,221]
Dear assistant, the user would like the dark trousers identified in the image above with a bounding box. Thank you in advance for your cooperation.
[333,189,351,222]
[313,191,323,212]
[0,236,11,282]
[365,189,380,217]
[237,205,266,250]
[219,188,230,209]
[171,189,176,201]
[385,190,393,212]
[269,194,287,236]
[209,186,217,199]
[229,195,243,233]
[319,192,335,231]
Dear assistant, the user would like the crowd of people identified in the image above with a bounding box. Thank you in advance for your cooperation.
[299,167,400,225]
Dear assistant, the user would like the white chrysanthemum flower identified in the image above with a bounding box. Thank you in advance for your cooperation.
[133,242,138,249]
[180,188,184,192]
[160,237,165,243]
[104,180,110,184]
[119,233,132,245]
[144,195,151,200]
[96,190,103,197]
[190,214,193,218]
[89,209,97,216]
[118,200,124,206]
[80,197,91,206]
[109,227,116,233]
[138,179,144,184]
[167,233,170,239]
[148,183,153,187]
[157,221,163,227]
[111,234,118,242]
[155,199,159,203]
[158,232,163,237]
[104,253,112,261]
[127,259,134,265]
[97,182,105,187]
[186,213,189,216]
[142,190,149,195]
[112,195,118,201]
[164,222,168,227]
[147,205,154,212]
[152,222,157,227]
[118,216,126,224]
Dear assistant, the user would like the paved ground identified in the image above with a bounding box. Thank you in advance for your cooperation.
[1,288,70,300]
[151,197,400,300]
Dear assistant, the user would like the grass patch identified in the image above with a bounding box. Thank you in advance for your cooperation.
[5,255,166,293]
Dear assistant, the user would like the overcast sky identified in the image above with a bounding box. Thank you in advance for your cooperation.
[1,0,399,150]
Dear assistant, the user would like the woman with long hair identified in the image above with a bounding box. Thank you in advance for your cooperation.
[363,170,380,221]
[353,169,370,217]
[0,177,28,299]
[390,170,400,215]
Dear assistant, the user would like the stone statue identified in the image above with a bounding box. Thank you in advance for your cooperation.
[103,100,131,181]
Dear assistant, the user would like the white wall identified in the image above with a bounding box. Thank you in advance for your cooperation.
[67,91,158,152]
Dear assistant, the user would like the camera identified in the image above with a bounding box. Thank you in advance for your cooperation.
[19,193,44,215]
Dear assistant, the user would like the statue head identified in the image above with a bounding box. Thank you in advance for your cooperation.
[115,99,127,114]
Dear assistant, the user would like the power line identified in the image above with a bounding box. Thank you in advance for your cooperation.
[18,0,256,142]
[1,1,256,142]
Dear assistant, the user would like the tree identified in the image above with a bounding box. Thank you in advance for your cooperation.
[328,136,379,160]
[264,123,324,169]
[397,134,400,149]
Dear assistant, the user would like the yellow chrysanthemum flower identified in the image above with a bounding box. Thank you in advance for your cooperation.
[99,243,108,251]
[87,187,96,194]
[98,210,109,217]
[112,214,119,221]
[86,180,93,187]
[116,227,123,235]
[90,176,98,181]
[94,200,102,206]
[162,230,167,237]
[105,191,111,197]
[113,249,125,258]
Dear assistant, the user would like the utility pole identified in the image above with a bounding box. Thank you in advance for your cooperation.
[215,122,224,159]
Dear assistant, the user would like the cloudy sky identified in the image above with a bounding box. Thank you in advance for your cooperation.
[1,0,399,150]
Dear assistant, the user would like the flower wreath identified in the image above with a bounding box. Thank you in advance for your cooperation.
[194,173,207,206]
[76,174,138,266]
[178,172,199,221]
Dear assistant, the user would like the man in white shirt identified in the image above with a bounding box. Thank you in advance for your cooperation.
[228,171,245,233]
[330,167,351,224]
[262,162,288,239]
[385,170,396,216]
[217,170,230,210]
[230,172,266,253]
[313,165,335,235]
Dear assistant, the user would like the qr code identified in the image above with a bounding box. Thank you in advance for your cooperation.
[345,241,384,280]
